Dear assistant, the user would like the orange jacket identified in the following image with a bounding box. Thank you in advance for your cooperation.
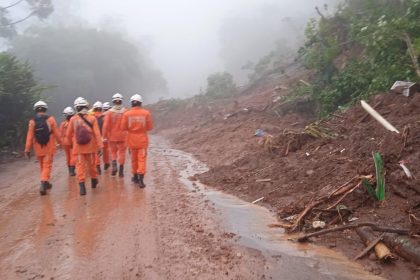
[121,107,153,149]
[102,108,127,142]
[59,118,72,146]
[25,114,61,156]
[67,114,103,154]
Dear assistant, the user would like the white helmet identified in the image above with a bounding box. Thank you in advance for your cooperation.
[74,97,89,107]
[63,107,75,115]
[33,100,48,110]
[93,101,103,109]
[112,93,123,102]
[130,94,143,103]
[102,102,111,110]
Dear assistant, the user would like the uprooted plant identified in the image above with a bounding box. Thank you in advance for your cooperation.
[363,152,386,201]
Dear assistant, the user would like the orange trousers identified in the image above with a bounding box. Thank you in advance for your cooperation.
[63,145,76,166]
[38,154,54,181]
[103,141,110,164]
[76,153,97,182]
[95,142,110,166]
[109,141,127,165]
[130,148,147,175]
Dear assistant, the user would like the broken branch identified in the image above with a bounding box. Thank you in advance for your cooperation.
[297,222,410,242]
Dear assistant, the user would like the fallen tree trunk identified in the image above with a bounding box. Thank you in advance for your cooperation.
[383,235,420,266]
[355,228,394,261]
[297,222,410,242]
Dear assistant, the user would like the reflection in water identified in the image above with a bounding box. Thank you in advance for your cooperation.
[150,142,382,280]
[35,196,55,242]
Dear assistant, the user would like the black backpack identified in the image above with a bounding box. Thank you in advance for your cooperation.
[34,115,51,146]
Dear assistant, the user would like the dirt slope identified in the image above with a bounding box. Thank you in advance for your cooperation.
[153,70,420,279]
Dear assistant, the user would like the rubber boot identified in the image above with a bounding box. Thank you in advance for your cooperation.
[138,174,146,188]
[131,174,139,184]
[96,165,102,175]
[104,163,110,170]
[68,166,72,175]
[40,181,48,195]
[118,165,124,178]
[79,182,86,196]
[91,178,98,189]
[69,166,76,176]
[111,160,117,176]
[46,182,52,190]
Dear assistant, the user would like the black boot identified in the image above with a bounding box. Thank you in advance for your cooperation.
[40,181,48,195]
[138,174,146,188]
[111,160,117,176]
[131,174,139,184]
[91,178,98,189]
[118,165,124,177]
[46,181,52,190]
[96,165,102,175]
[104,163,110,170]
[79,182,86,196]
[68,166,72,175]
[69,166,76,176]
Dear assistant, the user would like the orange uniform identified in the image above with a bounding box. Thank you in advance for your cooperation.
[67,114,103,183]
[121,107,153,175]
[102,108,127,165]
[59,119,76,167]
[93,111,106,167]
[25,114,61,182]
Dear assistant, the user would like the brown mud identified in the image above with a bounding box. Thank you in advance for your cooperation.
[0,136,381,279]
[152,71,420,279]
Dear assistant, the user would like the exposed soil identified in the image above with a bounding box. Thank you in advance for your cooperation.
[152,69,420,279]
[0,144,267,279]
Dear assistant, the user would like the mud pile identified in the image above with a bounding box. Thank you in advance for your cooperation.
[152,71,420,278]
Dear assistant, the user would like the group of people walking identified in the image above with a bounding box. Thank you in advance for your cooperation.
[24,93,153,196]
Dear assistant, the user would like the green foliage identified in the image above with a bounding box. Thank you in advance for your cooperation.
[362,152,386,201]
[299,0,420,117]
[11,26,168,116]
[0,0,54,38]
[0,52,45,148]
[373,152,385,201]
[205,72,237,97]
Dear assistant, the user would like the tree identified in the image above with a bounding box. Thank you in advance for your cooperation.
[298,0,420,116]
[0,52,45,148]
[205,72,237,97]
[11,25,168,116]
[0,0,53,38]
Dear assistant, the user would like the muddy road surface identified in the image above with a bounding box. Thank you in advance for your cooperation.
[0,136,381,280]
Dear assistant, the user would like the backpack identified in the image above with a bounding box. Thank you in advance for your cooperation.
[34,115,50,146]
[75,116,93,145]
[97,115,104,133]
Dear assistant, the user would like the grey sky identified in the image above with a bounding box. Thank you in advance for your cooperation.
[51,0,338,98]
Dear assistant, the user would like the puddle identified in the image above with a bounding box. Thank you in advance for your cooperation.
[152,143,382,280]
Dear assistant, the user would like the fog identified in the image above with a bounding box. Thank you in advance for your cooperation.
[41,0,337,100]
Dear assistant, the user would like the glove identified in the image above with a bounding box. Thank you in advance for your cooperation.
[25,152,31,160]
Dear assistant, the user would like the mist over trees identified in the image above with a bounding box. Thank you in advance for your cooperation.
[218,0,339,84]
[0,0,53,38]
[0,52,44,148]
[10,25,168,116]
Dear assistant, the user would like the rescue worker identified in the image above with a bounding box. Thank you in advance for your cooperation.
[103,93,127,177]
[101,102,111,170]
[67,97,103,196]
[59,107,76,176]
[25,101,61,195]
[121,94,153,188]
[92,101,105,174]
